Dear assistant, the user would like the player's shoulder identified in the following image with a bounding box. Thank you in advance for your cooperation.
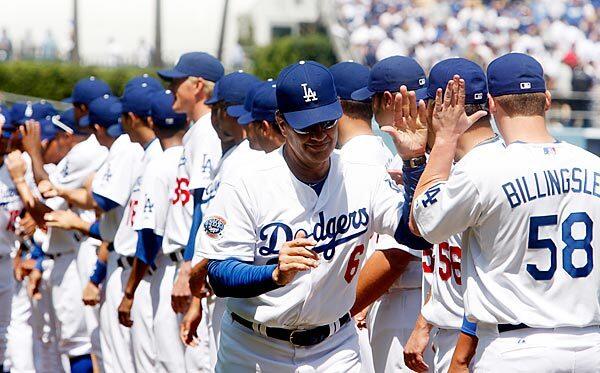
[340,135,393,166]
[337,150,387,177]
[557,141,600,163]
[454,135,505,173]
[223,147,285,188]
[186,114,220,146]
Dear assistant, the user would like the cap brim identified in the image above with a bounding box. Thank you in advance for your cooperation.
[227,105,247,118]
[351,86,376,101]
[51,116,75,134]
[205,96,219,105]
[157,69,189,81]
[237,112,254,125]
[107,124,124,138]
[62,97,74,103]
[416,87,428,101]
[282,100,343,130]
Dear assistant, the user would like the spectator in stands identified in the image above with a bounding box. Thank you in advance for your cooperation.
[0,29,12,61]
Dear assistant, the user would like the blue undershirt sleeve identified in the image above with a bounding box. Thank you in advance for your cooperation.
[461,315,478,337]
[89,221,102,240]
[183,188,205,262]
[135,229,163,267]
[89,259,107,286]
[92,192,120,212]
[207,259,281,298]
[394,164,433,250]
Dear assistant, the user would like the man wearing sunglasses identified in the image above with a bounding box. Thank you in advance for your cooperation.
[195,60,430,371]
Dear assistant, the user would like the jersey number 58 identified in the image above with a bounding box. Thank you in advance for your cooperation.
[527,211,593,280]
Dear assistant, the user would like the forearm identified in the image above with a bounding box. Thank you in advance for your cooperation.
[13,180,52,226]
[60,187,97,210]
[189,258,208,293]
[410,136,458,234]
[123,257,150,299]
[449,331,478,372]
[184,188,204,261]
[396,164,432,247]
[207,259,280,298]
[28,149,49,184]
[350,249,411,315]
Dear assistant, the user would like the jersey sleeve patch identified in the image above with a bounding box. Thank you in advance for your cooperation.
[204,215,226,239]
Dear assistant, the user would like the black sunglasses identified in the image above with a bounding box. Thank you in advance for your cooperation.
[291,119,338,135]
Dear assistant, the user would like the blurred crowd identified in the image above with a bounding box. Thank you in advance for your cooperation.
[336,0,600,98]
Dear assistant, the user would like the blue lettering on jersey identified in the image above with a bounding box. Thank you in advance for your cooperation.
[178,154,187,168]
[143,197,154,213]
[258,208,370,260]
[102,165,112,182]
[201,154,212,174]
[421,184,441,207]
[502,168,600,208]
[60,160,70,178]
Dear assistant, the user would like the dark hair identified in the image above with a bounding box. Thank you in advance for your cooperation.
[494,92,546,117]
[465,103,489,118]
[340,99,373,122]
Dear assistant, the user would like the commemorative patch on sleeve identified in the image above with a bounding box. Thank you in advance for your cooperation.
[204,216,226,239]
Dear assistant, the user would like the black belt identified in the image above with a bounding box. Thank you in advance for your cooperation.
[498,323,529,333]
[45,251,71,260]
[231,312,351,347]
[168,250,184,263]
[117,256,156,275]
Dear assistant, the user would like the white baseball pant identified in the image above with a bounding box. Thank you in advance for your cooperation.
[356,325,375,373]
[6,278,35,373]
[474,324,600,372]
[99,255,135,372]
[184,294,225,372]
[130,270,156,371]
[431,328,459,373]
[150,253,185,372]
[216,311,361,372]
[75,237,102,367]
[367,288,433,373]
[0,256,14,369]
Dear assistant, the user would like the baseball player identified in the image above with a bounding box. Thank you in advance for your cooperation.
[9,97,109,372]
[115,89,187,372]
[68,77,112,125]
[229,79,285,153]
[412,53,600,371]
[157,52,223,371]
[350,56,431,373]
[402,58,502,373]
[196,60,428,372]
[181,70,261,372]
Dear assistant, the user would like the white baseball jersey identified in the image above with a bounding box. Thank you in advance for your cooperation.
[92,134,144,242]
[191,140,264,265]
[338,135,393,168]
[45,135,108,254]
[0,153,36,255]
[414,139,600,328]
[199,148,410,327]
[161,114,221,255]
[421,234,463,329]
[113,139,162,257]
[133,145,184,237]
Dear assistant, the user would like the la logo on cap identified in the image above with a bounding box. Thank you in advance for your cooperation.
[520,82,531,89]
[418,78,426,86]
[474,93,483,100]
[301,83,318,103]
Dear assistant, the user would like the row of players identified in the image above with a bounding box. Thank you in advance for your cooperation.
[0,49,598,373]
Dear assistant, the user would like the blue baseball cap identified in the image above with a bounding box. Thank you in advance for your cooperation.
[157,52,224,82]
[238,82,277,125]
[50,108,79,134]
[150,90,187,128]
[329,61,370,101]
[276,60,342,130]
[88,95,123,137]
[227,79,274,118]
[32,100,58,119]
[0,104,11,128]
[351,56,427,101]
[39,116,59,142]
[427,58,488,105]
[123,74,163,94]
[487,53,546,97]
[70,76,112,105]
[121,83,158,117]
[205,71,261,106]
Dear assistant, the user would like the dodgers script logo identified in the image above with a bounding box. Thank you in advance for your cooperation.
[258,209,369,260]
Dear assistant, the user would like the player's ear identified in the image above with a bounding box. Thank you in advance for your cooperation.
[382,91,394,110]
[275,112,287,138]
[261,120,271,135]
[544,90,551,111]
[487,94,496,114]
[146,116,155,130]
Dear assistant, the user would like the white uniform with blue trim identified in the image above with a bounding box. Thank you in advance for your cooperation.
[413,140,600,372]
[98,137,160,373]
[199,147,409,372]
[133,145,186,372]
[38,134,106,366]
